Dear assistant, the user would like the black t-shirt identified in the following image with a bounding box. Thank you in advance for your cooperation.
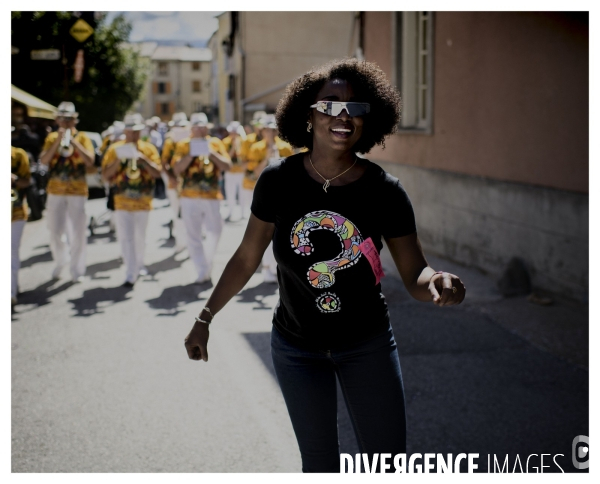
[251,153,417,350]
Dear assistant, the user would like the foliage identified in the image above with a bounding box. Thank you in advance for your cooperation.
[11,12,149,132]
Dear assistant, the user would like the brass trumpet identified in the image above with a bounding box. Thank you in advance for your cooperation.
[126,157,141,180]
[60,129,74,158]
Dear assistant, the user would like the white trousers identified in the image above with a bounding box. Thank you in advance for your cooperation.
[11,220,26,299]
[46,194,87,279]
[180,197,223,281]
[114,210,150,284]
[240,187,253,219]
[224,172,244,213]
[162,172,186,247]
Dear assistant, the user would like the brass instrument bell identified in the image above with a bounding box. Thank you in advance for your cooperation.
[126,158,141,180]
[60,129,74,158]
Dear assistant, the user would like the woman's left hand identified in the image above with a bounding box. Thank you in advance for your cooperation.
[429,272,466,306]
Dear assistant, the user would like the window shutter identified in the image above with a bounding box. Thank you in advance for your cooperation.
[155,103,162,116]
[169,102,175,114]
[153,82,158,94]
[166,82,171,94]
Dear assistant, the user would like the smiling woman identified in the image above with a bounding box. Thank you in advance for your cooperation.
[183,58,466,473]
[276,58,401,154]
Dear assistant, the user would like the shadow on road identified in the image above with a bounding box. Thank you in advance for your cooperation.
[14,279,76,314]
[20,250,53,269]
[144,282,211,316]
[144,253,189,280]
[158,237,175,249]
[85,258,122,280]
[386,298,588,472]
[67,285,133,317]
[234,282,278,310]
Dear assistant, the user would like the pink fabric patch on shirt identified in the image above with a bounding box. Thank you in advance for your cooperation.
[358,237,385,285]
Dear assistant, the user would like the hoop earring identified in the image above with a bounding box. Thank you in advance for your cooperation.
[306,121,312,133]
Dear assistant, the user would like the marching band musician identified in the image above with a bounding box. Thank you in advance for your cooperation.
[245,114,293,283]
[161,112,190,251]
[101,113,162,287]
[171,112,231,284]
[11,136,31,307]
[39,102,95,282]
[221,121,248,221]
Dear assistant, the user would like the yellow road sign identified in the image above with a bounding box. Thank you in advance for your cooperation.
[69,19,94,43]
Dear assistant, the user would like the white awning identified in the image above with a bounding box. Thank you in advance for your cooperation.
[11,85,58,120]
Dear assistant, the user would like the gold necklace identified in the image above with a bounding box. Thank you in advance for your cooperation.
[309,154,357,193]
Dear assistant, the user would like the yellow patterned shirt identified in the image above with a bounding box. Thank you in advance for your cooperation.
[222,135,248,173]
[102,140,161,211]
[172,136,230,199]
[243,137,293,190]
[42,130,93,197]
[11,146,30,222]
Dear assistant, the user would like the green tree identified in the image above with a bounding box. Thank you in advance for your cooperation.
[11,11,149,132]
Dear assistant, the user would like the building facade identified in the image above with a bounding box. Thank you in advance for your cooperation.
[362,12,588,301]
[213,12,361,124]
[132,43,213,120]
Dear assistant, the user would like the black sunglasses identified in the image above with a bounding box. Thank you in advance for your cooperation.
[310,101,370,117]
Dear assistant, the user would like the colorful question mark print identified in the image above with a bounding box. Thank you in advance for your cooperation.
[290,210,363,313]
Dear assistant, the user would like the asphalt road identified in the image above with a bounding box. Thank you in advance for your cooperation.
[12,197,588,473]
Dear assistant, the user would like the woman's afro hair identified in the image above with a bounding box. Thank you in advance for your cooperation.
[275,58,401,154]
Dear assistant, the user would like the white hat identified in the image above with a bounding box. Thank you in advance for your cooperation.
[101,126,115,138]
[190,112,209,126]
[56,101,78,118]
[169,112,188,127]
[227,121,246,139]
[260,114,277,130]
[123,113,145,131]
[227,121,241,132]
[251,110,267,126]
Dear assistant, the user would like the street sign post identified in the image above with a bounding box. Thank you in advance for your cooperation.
[74,50,85,83]
[69,19,94,43]
[30,49,61,60]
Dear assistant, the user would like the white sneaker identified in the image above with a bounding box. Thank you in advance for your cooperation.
[139,267,149,276]
[72,275,85,283]
[194,275,211,284]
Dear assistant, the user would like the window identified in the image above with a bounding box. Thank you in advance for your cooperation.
[192,80,201,93]
[395,12,434,131]
[160,103,170,115]
[158,62,168,76]
[193,101,203,112]
[192,61,201,71]
[158,82,166,94]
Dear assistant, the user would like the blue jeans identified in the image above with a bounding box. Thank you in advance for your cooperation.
[271,324,407,473]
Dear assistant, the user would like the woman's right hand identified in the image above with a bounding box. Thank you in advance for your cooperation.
[184,321,210,362]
